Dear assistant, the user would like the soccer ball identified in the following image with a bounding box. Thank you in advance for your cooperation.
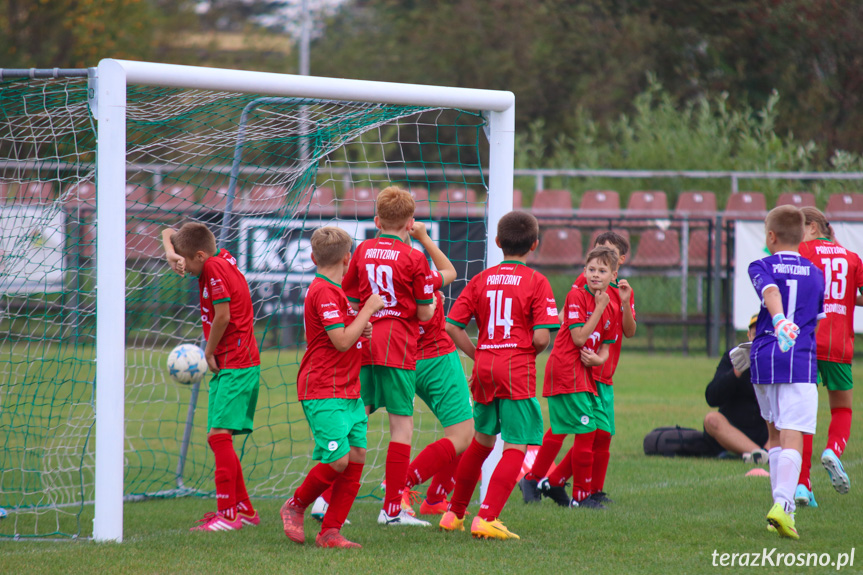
[167,344,208,384]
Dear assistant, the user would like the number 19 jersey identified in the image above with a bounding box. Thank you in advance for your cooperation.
[446,260,560,403]
[343,233,435,370]
[799,239,863,364]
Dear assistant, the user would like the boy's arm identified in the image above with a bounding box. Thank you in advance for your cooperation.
[417,298,436,322]
[411,221,457,286]
[161,228,185,277]
[327,295,385,352]
[204,302,230,373]
[580,342,610,367]
[445,322,475,360]
[532,328,551,354]
[571,291,609,347]
[618,280,636,337]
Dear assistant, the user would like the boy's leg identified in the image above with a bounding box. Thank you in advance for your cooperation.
[207,431,239,520]
[591,382,615,500]
[446,433,495,520]
[570,431,597,505]
[591,430,612,496]
[425,452,462,508]
[384,413,413,517]
[478,445,526,521]
[233,449,259,525]
[821,363,853,494]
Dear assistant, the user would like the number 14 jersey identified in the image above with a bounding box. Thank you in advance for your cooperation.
[447,260,560,403]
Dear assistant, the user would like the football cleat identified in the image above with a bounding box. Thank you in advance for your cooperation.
[0,508,6,520]
[470,516,520,540]
[571,496,606,510]
[439,510,465,532]
[190,511,243,532]
[821,449,850,494]
[590,491,614,505]
[538,478,571,507]
[767,522,777,533]
[237,508,261,526]
[377,509,431,527]
[310,496,328,522]
[743,448,768,465]
[518,477,542,504]
[280,500,306,543]
[401,488,421,517]
[419,498,449,515]
[315,528,362,549]
[794,484,818,508]
[766,503,799,540]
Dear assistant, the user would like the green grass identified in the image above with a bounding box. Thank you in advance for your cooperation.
[2,353,862,574]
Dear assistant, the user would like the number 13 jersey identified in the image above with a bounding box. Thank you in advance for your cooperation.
[799,238,863,364]
[343,233,435,370]
[447,260,560,403]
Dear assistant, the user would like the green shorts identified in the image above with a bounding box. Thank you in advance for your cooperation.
[473,397,543,445]
[595,382,615,435]
[301,398,368,464]
[360,365,416,416]
[547,391,601,435]
[416,352,473,428]
[207,365,260,434]
[818,360,853,392]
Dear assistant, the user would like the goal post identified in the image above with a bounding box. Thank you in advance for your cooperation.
[91,59,515,542]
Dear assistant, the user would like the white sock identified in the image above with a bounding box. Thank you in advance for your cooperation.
[775,449,802,513]
[768,447,782,495]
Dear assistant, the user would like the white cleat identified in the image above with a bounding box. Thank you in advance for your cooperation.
[377,509,431,527]
[310,497,328,522]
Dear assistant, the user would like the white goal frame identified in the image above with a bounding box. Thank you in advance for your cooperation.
[91,59,515,542]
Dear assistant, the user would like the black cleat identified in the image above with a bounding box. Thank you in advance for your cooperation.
[571,496,607,510]
[590,491,614,505]
[518,477,542,504]
[538,478,571,507]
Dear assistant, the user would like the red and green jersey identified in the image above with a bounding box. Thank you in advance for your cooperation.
[297,275,363,400]
[544,285,618,397]
[446,261,560,404]
[198,248,260,370]
[573,274,635,385]
[343,234,435,370]
[417,271,456,360]
[799,238,863,364]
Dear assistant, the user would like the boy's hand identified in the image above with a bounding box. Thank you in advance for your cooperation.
[409,221,429,241]
[580,347,602,366]
[429,294,438,314]
[167,252,186,277]
[362,322,373,339]
[364,294,386,314]
[617,279,631,300]
[729,342,752,373]
[205,351,219,374]
[772,313,799,353]
[594,288,610,309]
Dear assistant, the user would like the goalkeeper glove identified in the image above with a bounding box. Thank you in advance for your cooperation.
[772,313,799,353]
[729,341,752,373]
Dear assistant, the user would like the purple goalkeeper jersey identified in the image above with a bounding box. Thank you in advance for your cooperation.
[748,251,825,385]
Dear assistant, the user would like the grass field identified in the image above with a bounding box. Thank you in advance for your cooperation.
[2,352,862,574]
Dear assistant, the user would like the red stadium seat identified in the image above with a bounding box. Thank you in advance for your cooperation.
[534,228,583,267]
[512,189,523,210]
[126,217,167,260]
[238,185,287,214]
[434,187,484,218]
[14,182,54,206]
[687,229,728,268]
[125,184,150,211]
[532,189,573,216]
[578,190,620,226]
[200,187,229,212]
[294,186,337,218]
[151,185,198,213]
[776,192,815,208]
[626,190,669,218]
[723,191,767,220]
[675,191,717,224]
[409,187,431,219]
[340,187,378,218]
[632,228,680,267]
[825,193,863,222]
[62,183,96,212]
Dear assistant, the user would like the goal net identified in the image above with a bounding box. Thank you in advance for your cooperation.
[0,62,512,540]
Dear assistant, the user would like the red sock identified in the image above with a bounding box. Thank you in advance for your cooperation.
[827,407,852,457]
[591,430,612,493]
[383,442,412,517]
[208,433,238,518]
[547,445,574,486]
[292,463,341,510]
[406,438,457,489]
[798,433,813,491]
[479,449,525,521]
[320,484,333,505]
[321,462,363,532]
[570,431,596,502]
[232,450,254,514]
[427,453,461,503]
[524,430,565,482]
[448,439,493,519]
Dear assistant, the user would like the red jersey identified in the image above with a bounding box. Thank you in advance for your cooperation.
[573,274,636,385]
[199,248,260,369]
[544,285,618,396]
[417,271,456,360]
[297,275,363,400]
[799,238,863,364]
[343,234,435,370]
[446,261,560,404]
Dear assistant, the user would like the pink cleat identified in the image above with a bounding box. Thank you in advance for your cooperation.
[315,528,362,549]
[238,508,260,526]
[280,500,306,544]
[190,511,243,532]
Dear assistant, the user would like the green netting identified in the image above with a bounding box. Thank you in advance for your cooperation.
[0,75,492,539]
